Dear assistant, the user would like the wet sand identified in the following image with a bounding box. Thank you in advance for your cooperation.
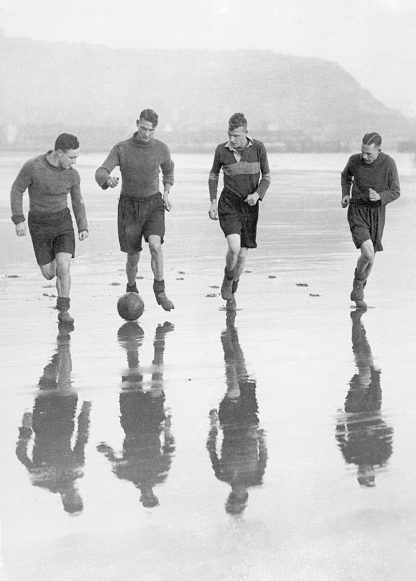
[1,152,416,580]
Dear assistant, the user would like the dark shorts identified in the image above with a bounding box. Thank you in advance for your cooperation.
[28,208,75,266]
[218,190,259,249]
[118,193,165,253]
[347,202,386,252]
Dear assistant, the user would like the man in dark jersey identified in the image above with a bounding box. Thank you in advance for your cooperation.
[208,113,271,310]
[95,109,175,311]
[10,133,89,323]
[341,132,400,308]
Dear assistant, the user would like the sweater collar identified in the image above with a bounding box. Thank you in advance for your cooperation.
[225,135,253,153]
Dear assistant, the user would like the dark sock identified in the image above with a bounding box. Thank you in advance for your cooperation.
[56,297,70,311]
[153,279,165,294]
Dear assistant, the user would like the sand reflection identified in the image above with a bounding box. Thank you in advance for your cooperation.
[207,312,268,515]
[336,311,393,486]
[15,322,91,514]
[97,322,175,508]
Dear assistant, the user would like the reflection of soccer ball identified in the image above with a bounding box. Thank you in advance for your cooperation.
[117,293,145,321]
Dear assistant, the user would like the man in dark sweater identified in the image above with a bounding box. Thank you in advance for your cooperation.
[208,113,271,310]
[341,132,400,308]
[10,133,89,323]
[95,109,175,311]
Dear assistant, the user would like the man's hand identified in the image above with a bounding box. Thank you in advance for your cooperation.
[79,230,89,241]
[106,176,119,188]
[369,188,380,202]
[163,192,172,212]
[208,200,218,220]
[341,195,350,208]
[15,222,26,236]
[245,192,260,206]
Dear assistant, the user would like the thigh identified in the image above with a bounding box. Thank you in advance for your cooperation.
[118,197,144,253]
[218,193,243,237]
[240,204,259,249]
[348,205,371,249]
[54,214,75,258]
[143,195,165,243]
[28,215,55,266]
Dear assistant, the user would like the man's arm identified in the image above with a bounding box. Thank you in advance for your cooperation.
[95,145,120,189]
[379,158,400,205]
[256,142,271,200]
[208,145,223,219]
[10,161,33,232]
[70,172,89,237]
[160,145,174,211]
[341,158,353,207]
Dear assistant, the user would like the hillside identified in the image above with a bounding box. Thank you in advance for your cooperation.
[0,36,409,150]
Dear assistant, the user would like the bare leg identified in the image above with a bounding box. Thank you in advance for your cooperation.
[55,252,72,298]
[54,252,73,323]
[351,240,375,309]
[148,235,163,281]
[221,234,241,300]
[126,251,140,286]
[356,239,375,280]
[39,260,57,281]
[148,235,174,311]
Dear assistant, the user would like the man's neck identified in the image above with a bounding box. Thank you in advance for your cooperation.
[45,151,60,167]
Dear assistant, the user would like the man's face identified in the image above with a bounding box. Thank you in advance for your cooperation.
[228,126,248,151]
[57,148,79,169]
[136,119,155,143]
[361,143,380,164]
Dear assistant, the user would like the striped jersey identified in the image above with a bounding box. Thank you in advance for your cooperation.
[209,137,271,201]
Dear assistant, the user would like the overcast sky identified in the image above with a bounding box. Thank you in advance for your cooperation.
[2,0,416,115]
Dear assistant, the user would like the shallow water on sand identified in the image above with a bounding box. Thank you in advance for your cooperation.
[1,152,416,580]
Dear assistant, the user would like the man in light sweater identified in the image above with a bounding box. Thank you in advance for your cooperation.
[341,132,400,308]
[95,109,175,311]
[208,113,271,310]
[10,133,89,323]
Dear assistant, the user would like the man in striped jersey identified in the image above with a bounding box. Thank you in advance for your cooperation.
[208,113,271,309]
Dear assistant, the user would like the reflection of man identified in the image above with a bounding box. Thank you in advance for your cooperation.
[97,322,175,507]
[208,113,271,310]
[207,313,267,514]
[341,132,400,308]
[95,109,175,311]
[10,133,89,323]
[336,311,393,486]
[16,323,91,514]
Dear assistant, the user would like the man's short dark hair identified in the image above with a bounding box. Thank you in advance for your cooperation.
[362,132,382,147]
[54,133,79,152]
[139,109,159,128]
[228,113,247,131]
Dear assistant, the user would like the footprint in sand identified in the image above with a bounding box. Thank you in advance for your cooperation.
[110,282,121,286]
[176,277,184,280]
[209,285,219,289]
[268,275,276,279]
[206,293,218,298]
[309,293,320,297]
[296,282,308,287]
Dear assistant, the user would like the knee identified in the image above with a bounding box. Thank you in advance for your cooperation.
[362,248,375,264]
[127,252,140,266]
[56,261,70,278]
[40,263,56,280]
[228,241,241,257]
[149,240,162,255]
[42,270,55,280]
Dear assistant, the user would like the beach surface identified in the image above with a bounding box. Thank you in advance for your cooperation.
[1,151,416,581]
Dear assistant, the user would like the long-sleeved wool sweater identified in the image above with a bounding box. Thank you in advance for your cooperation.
[10,153,88,233]
[95,134,174,199]
[341,152,400,206]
